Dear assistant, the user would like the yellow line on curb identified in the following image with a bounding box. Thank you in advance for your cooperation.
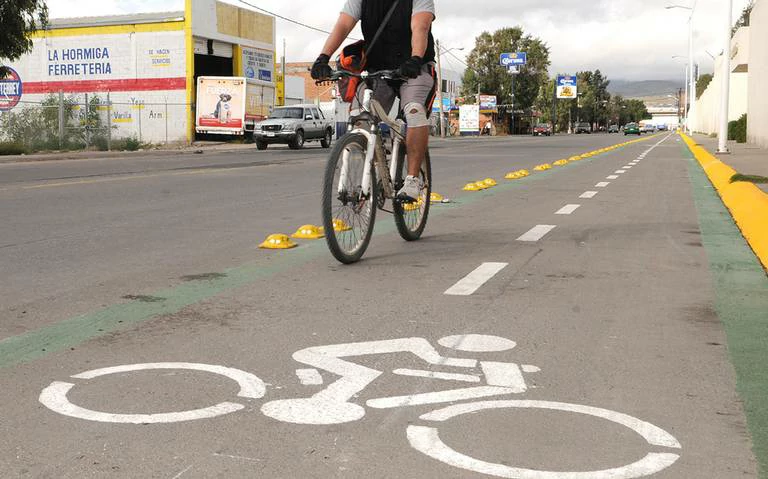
[681,133,768,271]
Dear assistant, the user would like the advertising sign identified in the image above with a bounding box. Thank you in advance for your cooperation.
[431,96,453,112]
[556,75,578,99]
[459,105,480,133]
[196,77,247,134]
[479,95,497,110]
[242,47,274,84]
[0,68,23,111]
[500,52,527,67]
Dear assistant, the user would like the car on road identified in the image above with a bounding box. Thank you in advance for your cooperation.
[608,124,619,133]
[657,124,668,132]
[641,124,656,134]
[532,123,552,136]
[254,104,334,150]
[574,122,591,134]
[624,123,641,135]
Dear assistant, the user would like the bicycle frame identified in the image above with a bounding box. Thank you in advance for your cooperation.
[342,83,407,201]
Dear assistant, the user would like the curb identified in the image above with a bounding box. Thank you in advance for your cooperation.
[681,133,768,272]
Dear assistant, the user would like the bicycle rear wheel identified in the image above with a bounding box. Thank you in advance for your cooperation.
[393,148,431,241]
[322,133,377,264]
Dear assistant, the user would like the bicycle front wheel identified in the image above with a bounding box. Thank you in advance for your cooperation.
[322,133,377,264]
[393,148,431,241]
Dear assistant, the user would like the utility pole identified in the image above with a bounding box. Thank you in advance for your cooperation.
[717,0,732,154]
[436,39,445,138]
[551,78,557,135]
[688,12,697,133]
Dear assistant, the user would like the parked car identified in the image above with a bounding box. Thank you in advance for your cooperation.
[641,124,656,134]
[532,123,552,136]
[574,122,591,134]
[657,124,668,131]
[608,124,619,133]
[254,104,334,150]
[624,123,641,135]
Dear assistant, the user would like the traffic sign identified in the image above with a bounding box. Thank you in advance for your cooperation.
[500,52,527,67]
[556,74,578,99]
[0,67,23,111]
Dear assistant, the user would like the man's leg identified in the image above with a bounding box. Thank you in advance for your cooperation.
[397,65,436,200]
[406,124,429,177]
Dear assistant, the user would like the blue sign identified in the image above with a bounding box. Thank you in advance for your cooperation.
[500,52,527,67]
[245,66,255,79]
[0,67,23,111]
[432,96,453,112]
[557,75,577,87]
[258,69,272,82]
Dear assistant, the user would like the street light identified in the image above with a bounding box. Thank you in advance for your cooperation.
[666,2,697,134]
[435,41,464,138]
[672,55,689,126]
[717,0,732,154]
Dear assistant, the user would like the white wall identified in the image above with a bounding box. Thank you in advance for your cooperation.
[693,29,749,135]
[748,0,768,147]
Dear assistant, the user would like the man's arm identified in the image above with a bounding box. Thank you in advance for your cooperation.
[410,12,433,58]
[321,13,358,57]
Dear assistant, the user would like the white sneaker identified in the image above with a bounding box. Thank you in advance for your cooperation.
[397,175,423,203]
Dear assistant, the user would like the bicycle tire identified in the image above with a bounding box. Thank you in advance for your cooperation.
[393,148,431,241]
[322,133,377,264]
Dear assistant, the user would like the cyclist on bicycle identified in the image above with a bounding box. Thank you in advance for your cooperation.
[310,0,437,203]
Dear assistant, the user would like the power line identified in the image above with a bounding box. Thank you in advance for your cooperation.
[235,0,360,41]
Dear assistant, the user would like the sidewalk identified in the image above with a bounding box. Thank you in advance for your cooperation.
[693,134,768,193]
[0,141,257,164]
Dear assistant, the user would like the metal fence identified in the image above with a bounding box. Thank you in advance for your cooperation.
[0,92,191,152]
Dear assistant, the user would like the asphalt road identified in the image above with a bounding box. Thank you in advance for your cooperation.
[0,133,763,478]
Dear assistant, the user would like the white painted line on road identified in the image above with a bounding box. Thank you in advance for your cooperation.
[481,361,527,392]
[408,400,682,478]
[393,368,481,383]
[367,386,516,409]
[296,368,324,385]
[615,170,627,174]
[555,204,581,215]
[444,262,508,296]
[607,175,620,180]
[624,166,633,169]
[595,182,610,188]
[580,191,599,199]
[516,225,556,242]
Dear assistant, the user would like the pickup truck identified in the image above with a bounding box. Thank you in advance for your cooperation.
[254,104,334,150]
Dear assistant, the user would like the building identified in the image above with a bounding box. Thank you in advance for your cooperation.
[286,62,335,103]
[748,0,768,147]
[2,0,276,144]
[693,26,750,136]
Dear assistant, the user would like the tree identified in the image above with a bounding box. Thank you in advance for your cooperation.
[696,73,713,98]
[461,27,550,112]
[0,0,48,75]
[533,77,571,132]
[575,70,611,128]
[623,99,650,123]
[733,1,754,36]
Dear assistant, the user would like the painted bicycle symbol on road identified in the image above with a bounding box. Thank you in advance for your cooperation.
[40,334,681,478]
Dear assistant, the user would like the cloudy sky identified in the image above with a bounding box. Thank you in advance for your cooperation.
[47,0,750,82]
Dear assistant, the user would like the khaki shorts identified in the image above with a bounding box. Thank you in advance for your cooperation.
[351,64,437,121]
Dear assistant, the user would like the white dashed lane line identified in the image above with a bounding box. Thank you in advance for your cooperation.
[615,170,627,174]
[607,175,619,180]
[444,262,509,296]
[517,225,557,242]
[580,191,599,199]
[555,204,581,215]
[595,182,610,188]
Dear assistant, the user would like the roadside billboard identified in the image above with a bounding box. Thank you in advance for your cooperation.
[500,52,527,67]
[460,105,480,133]
[196,77,247,135]
[479,95,497,110]
[0,68,23,111]
[557,75,578,99]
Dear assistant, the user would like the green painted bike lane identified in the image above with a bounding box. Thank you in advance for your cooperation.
[684,143,768,477]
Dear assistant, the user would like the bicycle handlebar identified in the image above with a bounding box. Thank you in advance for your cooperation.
[315,69,404,85]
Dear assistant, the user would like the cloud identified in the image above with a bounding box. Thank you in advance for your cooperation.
[46,0,751,81]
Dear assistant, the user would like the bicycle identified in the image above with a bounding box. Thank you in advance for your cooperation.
[321,69,432,264]
[40,333,683,478]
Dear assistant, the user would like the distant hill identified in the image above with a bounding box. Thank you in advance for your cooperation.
[608,80,682,99]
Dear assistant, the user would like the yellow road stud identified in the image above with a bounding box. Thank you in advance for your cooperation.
[403,198,424,211]
[291,225,324,240]
[332,218,352,232]
[474,181,489,190]
[553,159,569,166]
[259,234,298,249]
[430,192,446,203]
[533,164,552,171]
[483,178,497,187]
[505,172,521,180]
[568,156,580,161]
[463,182,480,191]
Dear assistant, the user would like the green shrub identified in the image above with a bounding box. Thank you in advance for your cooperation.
[728,114,747,143]
[0,141,27,155]
[124,136,141,151]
